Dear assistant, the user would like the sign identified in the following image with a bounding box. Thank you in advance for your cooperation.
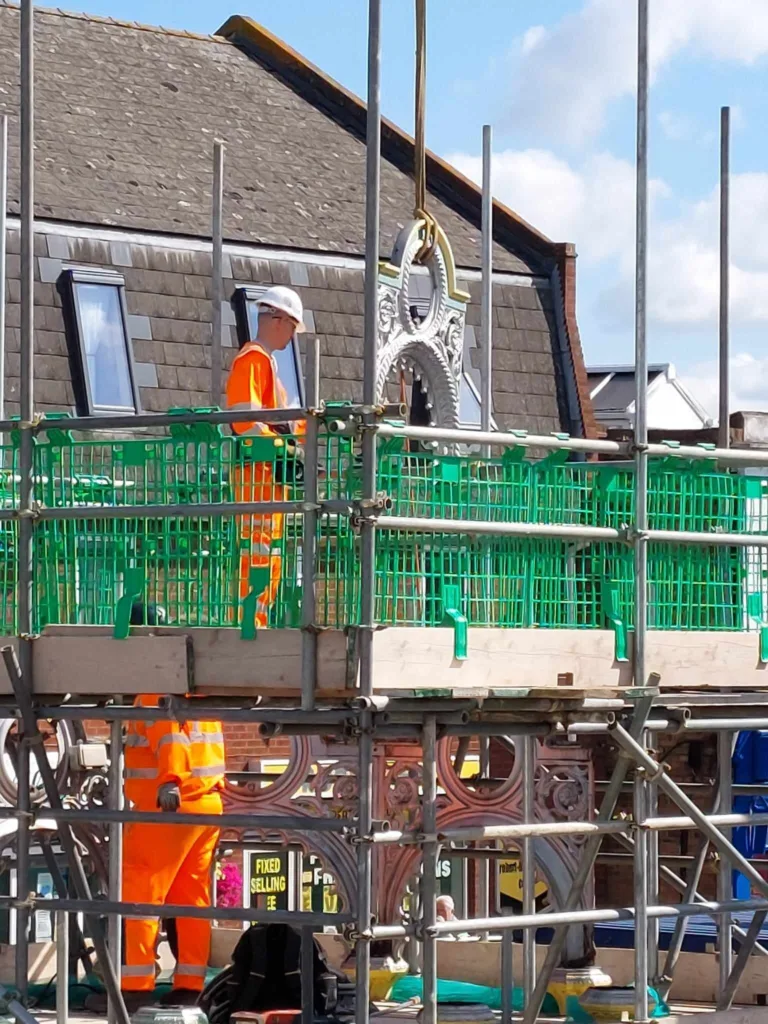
[250,852,289,913]
[302,855,339,914]
[498,856,548,903]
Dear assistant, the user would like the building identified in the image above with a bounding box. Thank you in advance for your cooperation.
[0,3,595,440]
[0,2,600,961]
[588,363,713,438]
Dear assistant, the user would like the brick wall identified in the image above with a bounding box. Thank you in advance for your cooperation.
[592,733,719,907]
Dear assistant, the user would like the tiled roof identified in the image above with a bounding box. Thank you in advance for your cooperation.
[1,3,552,274]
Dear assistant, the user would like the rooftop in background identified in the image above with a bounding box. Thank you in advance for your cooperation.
[587,363,713,434]
[0,2,563,276]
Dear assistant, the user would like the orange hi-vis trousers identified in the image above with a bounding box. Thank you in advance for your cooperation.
[233,462,284,628]
[121,792,222,993]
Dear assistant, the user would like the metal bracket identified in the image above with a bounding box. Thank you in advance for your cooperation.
[240,566,271,640]
[600,580,628,663]
[441,584,468,661]
[747,593,768,664]
[113,567,146,640]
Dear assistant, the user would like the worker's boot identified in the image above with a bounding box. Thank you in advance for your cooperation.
[156,988,201,1008]
[84,989,154,1014]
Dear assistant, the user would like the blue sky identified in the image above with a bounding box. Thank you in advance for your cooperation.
[74,0,768,414]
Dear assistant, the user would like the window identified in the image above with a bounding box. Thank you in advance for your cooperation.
[459,373,483,428]
[61,269,140,415]
[234,286,305,408]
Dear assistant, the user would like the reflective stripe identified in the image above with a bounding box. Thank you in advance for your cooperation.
[125,734,150,748]
[175,964,207,978]
[121,964,156,977]
[156,732,190,749]
[189,731,225,745]
[229,401,263,413]
[190,764,226,777]
[125,767,157,780]
[250,541,272,556]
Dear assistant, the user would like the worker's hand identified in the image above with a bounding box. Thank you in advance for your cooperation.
[156,782,181,812]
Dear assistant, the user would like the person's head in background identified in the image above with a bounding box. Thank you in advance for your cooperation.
[436,895,456,921]
[255,286,305,353]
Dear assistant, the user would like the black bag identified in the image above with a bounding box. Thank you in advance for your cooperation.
[198,923,348,1024]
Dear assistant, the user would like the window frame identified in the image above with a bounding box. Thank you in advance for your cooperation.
[233,285,306,409]
[60,267,141,417]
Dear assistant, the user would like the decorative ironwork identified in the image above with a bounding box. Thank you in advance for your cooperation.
[376,219,470,430]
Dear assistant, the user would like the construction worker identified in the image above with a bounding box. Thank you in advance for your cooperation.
[226,285,306,626]
[118,694,225,1010]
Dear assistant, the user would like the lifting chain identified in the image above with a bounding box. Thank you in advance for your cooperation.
[414,0,439,263]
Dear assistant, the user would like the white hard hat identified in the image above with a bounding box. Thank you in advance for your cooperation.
[256,285,305,333]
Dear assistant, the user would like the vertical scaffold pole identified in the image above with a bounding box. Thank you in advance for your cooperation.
[421,715,438,1024]
[356,5,381,1024]
[633,2,650,1015]
[633,0,649,694]
[301,336,320,712]
[16,0,35,999]
[718,730,734,995]
[480,123,493,454]
[634,743,650,1022]
[522,735,536,1004]
[0,113,7,441]
[107,714,124,1024]
[15,738,30,1002]
[210,139,225,409]
[646,738,659,986]
[718,107,730,449]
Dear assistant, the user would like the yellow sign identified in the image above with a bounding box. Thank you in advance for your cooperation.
[498,857,548,901]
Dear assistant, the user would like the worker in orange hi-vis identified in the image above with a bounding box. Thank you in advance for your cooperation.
[226,285,306,627]
[115,694,225,1013]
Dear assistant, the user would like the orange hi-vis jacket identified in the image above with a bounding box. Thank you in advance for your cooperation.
[124,694,225,810]
[226,341,305,439]
[226,341,305,621]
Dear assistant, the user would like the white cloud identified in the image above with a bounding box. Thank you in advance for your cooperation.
[450,145,768,332]
[686,354,768,416]
[521,25,547,55]
[448,147,665,270]
[509,0,768,145]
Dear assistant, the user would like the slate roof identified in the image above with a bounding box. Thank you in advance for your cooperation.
[0,3,597,437]
[0,4,549,274]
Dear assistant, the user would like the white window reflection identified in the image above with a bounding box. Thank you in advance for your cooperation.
[75,283,136,411]
[245,301,304,409]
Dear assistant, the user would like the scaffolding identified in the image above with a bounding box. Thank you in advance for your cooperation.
[3,1,768,1023]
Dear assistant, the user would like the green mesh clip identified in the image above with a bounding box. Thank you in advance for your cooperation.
[601,580,628,663]
[241,566,271,640]
[441,584,467,661]
[41,412,73,445]
[538,448,570,468]
[113,567,146,640]
[168,406,225,443]
[237,436,279,463]
[747,593,768,664]
[280,585,302,628]
[502,446,526,466]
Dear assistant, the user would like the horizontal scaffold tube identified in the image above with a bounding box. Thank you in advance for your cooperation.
[369,896,768,940]
[375,516,623,542]
[366,820,630,845]
[34,808,351,831]
[375,514,768,549]
[0,895,351,927]
[373,422,768,469]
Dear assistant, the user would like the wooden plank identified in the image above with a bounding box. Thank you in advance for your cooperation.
[371,628,633,691]
[190,628,349,696]
[370,627,768,692]
[0,632,190,696]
